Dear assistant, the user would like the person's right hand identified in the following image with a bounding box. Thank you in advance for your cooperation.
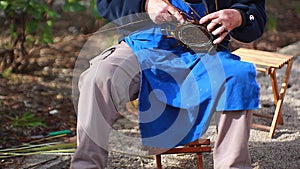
[145,0,184,24]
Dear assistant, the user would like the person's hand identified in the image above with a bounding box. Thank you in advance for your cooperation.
[200,9,242,44]
[145,0,184,24]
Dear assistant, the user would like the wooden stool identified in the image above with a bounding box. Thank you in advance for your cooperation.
[232,48,294,138]
[148,139,211,169]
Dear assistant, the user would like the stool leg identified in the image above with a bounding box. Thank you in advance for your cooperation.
[269,59,293,138]
[269,68,283,125]
[156,155,162,169]
[196,153,203,169]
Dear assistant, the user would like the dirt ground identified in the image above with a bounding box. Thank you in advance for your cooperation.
[0,0,300,168]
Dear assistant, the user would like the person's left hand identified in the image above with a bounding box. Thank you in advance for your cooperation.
[199,9,242,44]
[145,0,184,24]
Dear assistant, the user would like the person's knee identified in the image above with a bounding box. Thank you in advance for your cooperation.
[78,60,116,91]
[96,62,116,86]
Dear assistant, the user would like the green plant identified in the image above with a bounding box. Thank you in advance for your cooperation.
[62,0,86,12]
[295,2,300,16]
[266,15,278,32]
[0,0,96,72]
[11,111,47,128]
[0,0,59,71]
[0,67,12,78]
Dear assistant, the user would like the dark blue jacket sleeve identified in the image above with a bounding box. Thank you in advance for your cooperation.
[97,0,146,21]
[228,0,267,43]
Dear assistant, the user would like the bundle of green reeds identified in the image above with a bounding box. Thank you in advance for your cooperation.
[0,132,76,159]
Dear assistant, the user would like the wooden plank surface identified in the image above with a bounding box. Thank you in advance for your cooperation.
[232,48,293,68]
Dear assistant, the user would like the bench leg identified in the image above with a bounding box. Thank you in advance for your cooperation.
[269,68,283,125]
[156,155,162,169]
[268,59,293,138]
[196,153,204,169]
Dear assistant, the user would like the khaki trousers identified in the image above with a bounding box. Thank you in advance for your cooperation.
[70,42,253,169]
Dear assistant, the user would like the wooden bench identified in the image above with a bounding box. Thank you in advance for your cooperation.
[232,48,294,138]
[148,139,211,169]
